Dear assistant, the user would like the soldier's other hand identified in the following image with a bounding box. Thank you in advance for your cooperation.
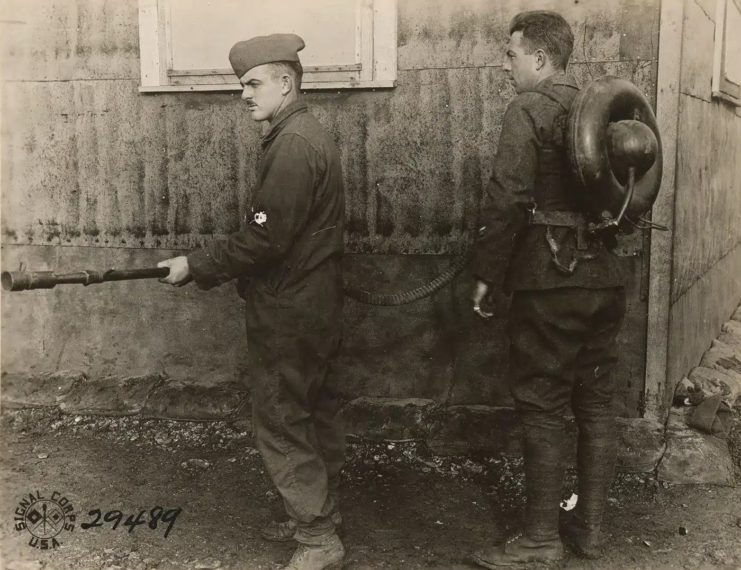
[472,279,494,319]
[157,256,193,287]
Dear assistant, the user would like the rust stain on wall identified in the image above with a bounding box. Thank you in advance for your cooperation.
[1,0,661,255]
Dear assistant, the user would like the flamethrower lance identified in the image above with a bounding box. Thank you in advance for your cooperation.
[1,267,170,292]
[0,259,468,306]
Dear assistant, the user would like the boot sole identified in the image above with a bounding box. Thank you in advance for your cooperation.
[560,524,602,559]
[282,558,345,570]
[471,552,564,568]
[288,551,345,570]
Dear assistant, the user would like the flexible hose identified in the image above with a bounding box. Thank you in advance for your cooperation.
[343,254,469,306]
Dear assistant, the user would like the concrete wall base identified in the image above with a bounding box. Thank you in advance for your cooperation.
[3,375,675,475]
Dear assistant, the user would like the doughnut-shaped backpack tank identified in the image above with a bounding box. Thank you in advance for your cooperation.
[567,76,662,222]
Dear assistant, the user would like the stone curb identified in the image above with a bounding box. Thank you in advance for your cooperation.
[342,398,667,473]
[59,374,162,416]
[2,371,84,409]
[1,370,246,421]
[141,380,248,421]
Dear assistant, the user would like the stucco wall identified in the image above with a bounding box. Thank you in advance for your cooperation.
[665,0,741,404]
[1,0,660,415]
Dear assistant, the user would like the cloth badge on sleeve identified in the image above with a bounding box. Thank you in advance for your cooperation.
[252,210,267,227]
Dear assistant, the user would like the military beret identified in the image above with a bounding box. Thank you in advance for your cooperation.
[228,33,305,79]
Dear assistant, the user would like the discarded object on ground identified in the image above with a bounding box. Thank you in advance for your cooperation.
[687,394,733,436]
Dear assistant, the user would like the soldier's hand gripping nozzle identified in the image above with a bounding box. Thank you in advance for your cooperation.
[1,267,170,292]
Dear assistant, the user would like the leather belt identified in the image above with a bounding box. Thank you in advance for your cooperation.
[528,209,589,250]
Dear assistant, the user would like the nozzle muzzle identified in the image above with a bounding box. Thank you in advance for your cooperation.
[1,271,56,291]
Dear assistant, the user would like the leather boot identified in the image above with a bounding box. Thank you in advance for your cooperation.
[261,518,298,542]
[471,534,564,568]
[281,533,345,570]
[520,413,566,543]
[561,415,617,559]
[560,512,601,559]
[471,412,566,567]
[261,512,343,543]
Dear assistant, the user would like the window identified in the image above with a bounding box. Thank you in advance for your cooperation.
[712,0,741,105]
[138,0,397,92]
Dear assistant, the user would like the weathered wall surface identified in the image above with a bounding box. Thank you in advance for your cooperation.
[665,0,741,403]
[1,0,660,415]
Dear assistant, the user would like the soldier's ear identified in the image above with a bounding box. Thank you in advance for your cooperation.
[280,74,293,96]
[534,49,547,70]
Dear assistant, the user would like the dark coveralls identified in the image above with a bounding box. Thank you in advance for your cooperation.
[187,101,346,544]
[473,72,626,542]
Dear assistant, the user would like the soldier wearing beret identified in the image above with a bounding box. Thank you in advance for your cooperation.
[159,33,346,570]
[470,11,626,567]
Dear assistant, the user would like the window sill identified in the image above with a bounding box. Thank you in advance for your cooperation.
[138,80,396,93]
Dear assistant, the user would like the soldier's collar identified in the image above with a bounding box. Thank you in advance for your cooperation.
[262,100,308,144]
[536,71,579,90]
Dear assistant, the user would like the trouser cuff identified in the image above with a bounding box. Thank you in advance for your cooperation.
[294,516,336,545]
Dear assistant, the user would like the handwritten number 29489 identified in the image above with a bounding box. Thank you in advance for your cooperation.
[80,506,181,538]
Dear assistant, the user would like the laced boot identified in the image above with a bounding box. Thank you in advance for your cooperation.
[560,512,602,559]
[472,413,566,567]
[261,518,298,542]
[521,415,567,546]
[262,512,343,543]
[561,416,618,559]
[281,533,345,570]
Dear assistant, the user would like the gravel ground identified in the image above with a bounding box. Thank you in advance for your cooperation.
[1,407,740,569]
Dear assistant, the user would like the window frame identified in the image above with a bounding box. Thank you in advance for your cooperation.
[711,0,741,106]
[137,0,397,92]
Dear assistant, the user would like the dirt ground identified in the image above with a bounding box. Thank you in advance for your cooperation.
[1,408,740,570]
